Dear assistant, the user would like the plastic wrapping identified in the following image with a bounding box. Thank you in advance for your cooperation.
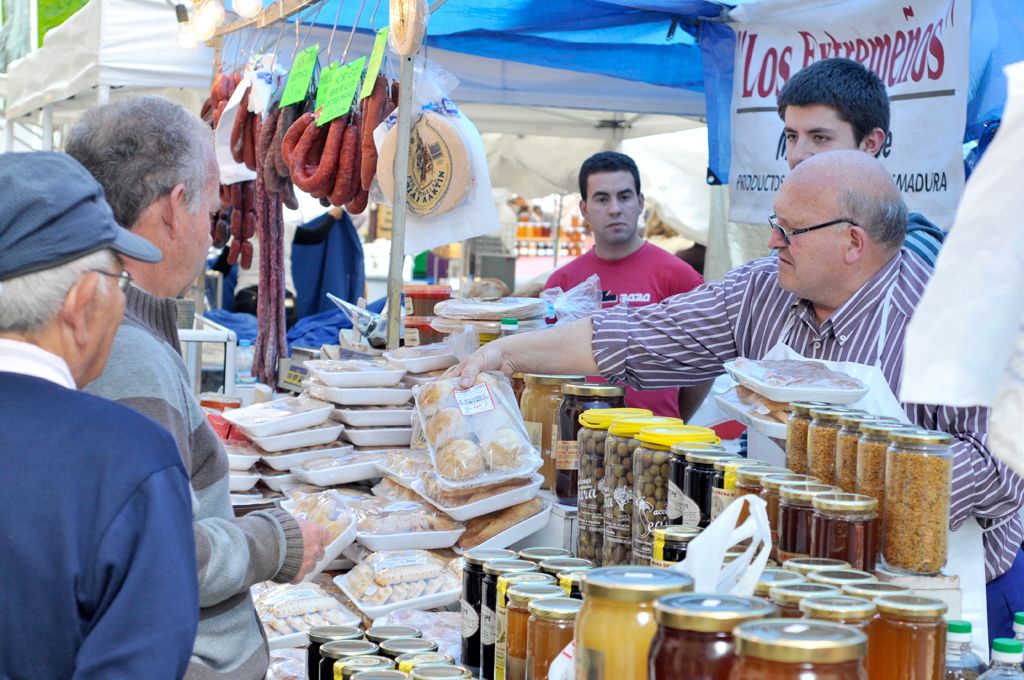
[372,477,425,501]
[343,549,460,608]
[352,498,464,535]
[457,497,546,549]
[433,297,548,321]
[375,609,462,660]
[377,448,432,482]
[287,490,356,541]
[416,471,537,509]
[540,274,603,325]
[253,582,359,638]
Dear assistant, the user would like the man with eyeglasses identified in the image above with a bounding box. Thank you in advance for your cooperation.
[456,149,1024,643]
[0,152,198,677]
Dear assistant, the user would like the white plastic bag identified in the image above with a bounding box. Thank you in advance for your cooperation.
[541,274,603,325]
[214,78,257,185]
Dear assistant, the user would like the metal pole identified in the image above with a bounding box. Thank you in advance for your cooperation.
[4,120,13,153]
[552,193,564,268]
[98,84,110,105]
[41,105,53,151]
[386,54,415,350]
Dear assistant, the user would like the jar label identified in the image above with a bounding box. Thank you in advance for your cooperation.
[651,557,680,568]
[481,604,497,645]
[461,599,480,638]
[454,383,497,416]
[777,549,810,563]
[711,487,735,520]
[680,494,701,527]
[556,440,579,470]
[404,296,414,316]
[405,326,420,347]
[550,422,560,458]
[524,420,543,449]
[666,480,685,521]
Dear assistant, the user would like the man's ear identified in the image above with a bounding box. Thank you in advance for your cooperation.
[637,191,645,212]
[860,128,886,157]
[845,225,869,264]
[165,183,190,239]
[579,197,589,222]
[61,273,101,348]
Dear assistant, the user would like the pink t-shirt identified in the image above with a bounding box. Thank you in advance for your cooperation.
[545,242,704,418]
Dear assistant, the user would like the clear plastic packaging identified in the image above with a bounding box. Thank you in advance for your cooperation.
[433,297,548,321]
[253,582,359,640]
[539,273,603,325]
[351,498,463,535]
[286,490,356,541]
[371,477,424,502]
[377,449,433,486]
[342,549,461,609]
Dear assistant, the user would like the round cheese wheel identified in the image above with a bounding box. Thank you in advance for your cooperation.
[376,111,472,218]
[389,0,427,56]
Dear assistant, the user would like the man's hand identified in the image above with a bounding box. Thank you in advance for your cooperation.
[290,519,330,583]
[455,342,516,387]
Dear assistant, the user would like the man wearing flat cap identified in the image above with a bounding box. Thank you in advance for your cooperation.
[0,152,198,678]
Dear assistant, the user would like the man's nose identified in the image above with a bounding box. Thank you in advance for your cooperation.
[767,225,787,250]
[789,139,813,168]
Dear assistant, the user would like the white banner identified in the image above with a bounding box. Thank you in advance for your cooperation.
[726,0,970,229]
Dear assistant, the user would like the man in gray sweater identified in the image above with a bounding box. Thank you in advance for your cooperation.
[66,95,329,679]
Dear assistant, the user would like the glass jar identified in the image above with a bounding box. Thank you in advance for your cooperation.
[882,430,954,575]
[760,473,817,559]
[410,667,474,680]
[729,619,867,679]
[603,416,683,566]
[526,597,581,680]
[810,492,880,571]
[840,582,912,602]
[494,575,557,680]
[379,637,438,659]
[651,526,702,568]
[337,656,396,679]
[649,594,778,680]
[319,640,380,680]
[781,557,851,577]
[712,458,764,520]
[834,414,886,493]
[502,584,565,680]
[632,425,720,564]
[786,402,829,474]
[557,570,586,599]
[520,375,585,489]
[555,383,625,505]
[308,625,363,680]
[807,408,846,486]
[481,559,539,680]
[511,373,526,406]
[461,548,516,674]
[855,421,913,520]
[538,557,592,578]
[768,583,842,618]
[806,569,877,589]
[735,465,792,527]
[517,547,570,564]
[575,567,694,679]
[676,446,731,529]
[868,595,947,680]
[754,569,806,599]
[366,626,422,645]
[778,483,836,563]
[799,595,876,628]
[396,652,455,673]
[576,408,651,564]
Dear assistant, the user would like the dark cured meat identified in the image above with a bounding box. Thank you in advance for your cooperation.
[346,187,369,215]
[360,76,387,191]
[259,108,283,193]
[274,105,298,177]
[330,120,359,206]
[243,112,259,171]
[231,89,250,163]
[281,112,314,169]
[290,119,329,194]
[253,164,287,386]
[240,240,253,270]
[279,179,299,210]
[303,116,345,198]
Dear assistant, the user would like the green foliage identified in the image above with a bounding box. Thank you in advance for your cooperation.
[37,0,88,47]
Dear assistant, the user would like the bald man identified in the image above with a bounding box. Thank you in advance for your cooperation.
[458,151,1024,640]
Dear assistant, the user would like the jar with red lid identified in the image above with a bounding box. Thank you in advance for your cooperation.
[403,284,452,317]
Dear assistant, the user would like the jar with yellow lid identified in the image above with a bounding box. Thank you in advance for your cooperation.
[834,414,887,493]
[675,445,730,529]
[337,655,396,679]
[461,548,516,674]
[768,583,842,618]
[882,430,954,575]
[517,547,570,564]
[632,425,720,564]
[520,375,585,489]
[786,402,830,474]
[557,570,586,599]
[810,492,879,571]
[603,416,683,566]
[651,526,702,568]
[855,421,915,518]
[481,559,538,680]
[538,557,592,578]
[867,595,947,680]
[712,458,764,520]
[309,626,363,680]
[734,465,791,528]
[777,483,836,563]
[840,582,912,601]
[526,597,581,680]
[649,593,778,679]
[501,584,564,680]
[799,595,876,628]
[576,408,652,563]
[781,557,851,577]
[760,473,817,559]
[556,383,626,505]
[575,567,694,679]
[755,569,806,599]
[806,569,877,589]
[729,618,868,679]
[396,652,455,673]
[493,575,556,680]
[807,408,848,485]
[320,640,381,680]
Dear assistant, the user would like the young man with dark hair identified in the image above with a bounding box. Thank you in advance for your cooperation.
[546,151,704,418]
[777,57,945,265]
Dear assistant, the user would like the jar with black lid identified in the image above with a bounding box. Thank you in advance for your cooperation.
[308,625,363,680]
[461,548,516,674]
[675,446,730,528]
[481,559,539,680]
[556,383,626,505]
[319,640,380,680]
[651,525,702,568]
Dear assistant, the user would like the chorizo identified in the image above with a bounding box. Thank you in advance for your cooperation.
[243,113,259,170]
[360,76,388,191]
[272,105,297,178]
[282,112,314,170]
[231,89,250,163]
[303,117,345,198]
[226,235,242,265]
[240,240,254,270]
[346,187,369,215]
[290,117,329,193]
[330,119,360,206]
[280,178,299,210]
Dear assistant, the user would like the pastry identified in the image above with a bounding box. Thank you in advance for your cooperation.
[458,498,545,548]
[481,427,526,471]
[416,381,455,418]
[436,439,485,481]
[472,372,505,393]
[422,473,533,507]
[426,407,471,449]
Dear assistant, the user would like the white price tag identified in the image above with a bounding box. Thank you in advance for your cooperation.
[454,383,497,416]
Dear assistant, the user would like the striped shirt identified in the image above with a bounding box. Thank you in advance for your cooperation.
[592,250,1024,580]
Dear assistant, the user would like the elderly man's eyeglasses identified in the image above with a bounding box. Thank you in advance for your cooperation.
[90,269,133,291]
[768,213,858,246]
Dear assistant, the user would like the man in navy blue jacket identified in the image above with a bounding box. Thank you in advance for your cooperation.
[0,152,198,679]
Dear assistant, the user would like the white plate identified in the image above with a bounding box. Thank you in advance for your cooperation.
[305,360,407,388]
[308,383,414,407]
[228,451,261,471]
[455,502,552,552]
[251,423,344,453]
[341,427,413,448]
[223,398,334,438]
[259,471,299,491]
[332,407,415,428]
[229,470,261,492]
[411,474,544,522]
[723,360,868,405]
[382,348,458,374]
[334,573,461,620]
[280,498,357,579]
[714,392,788,440]
[356,526,465,552]
[259,444,355,471]
[292,460,381,487]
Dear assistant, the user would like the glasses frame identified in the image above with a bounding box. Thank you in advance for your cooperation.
[90,269,133,291]
[768,213,858,246]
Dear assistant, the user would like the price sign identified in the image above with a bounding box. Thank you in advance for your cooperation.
[360,28,390,100]
[315,56,366,125]
[280,44,319,107]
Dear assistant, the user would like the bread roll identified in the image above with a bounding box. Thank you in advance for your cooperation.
[436,439,485,481]
[417,380,454,418]
[426,407,471,449]
[482,427,526,471]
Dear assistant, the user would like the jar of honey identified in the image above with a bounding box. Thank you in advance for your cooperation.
[867,595,947,680]
[754,569,806,599]
[799,595,876,628]
[768,583,841,618]
[525,597,581,680]
[734,466,792,527]
[839,582,912,602]
[760,473,817,559]
[728,619,867,679]
[781,557,851,578]
[502,584,564,680]
[806,569,877,590]
[520,375,585,489]
[778,483,836,563]
[810,492,879,571]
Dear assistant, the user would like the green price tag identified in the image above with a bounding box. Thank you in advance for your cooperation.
[314,62,339,122]
[360,28,390,100]
[316,56,366,125]
[280,44,319,107]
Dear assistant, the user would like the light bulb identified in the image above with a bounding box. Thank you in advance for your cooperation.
[234,0,262,19]
[190,2,217,41]
[177,23,198,49]
[207,0,226,26]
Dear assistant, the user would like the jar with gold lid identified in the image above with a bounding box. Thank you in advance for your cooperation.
[556,383,626,505]
[806,569,877,590]
[308,625,363,680]
[799,595,876,628]
[520,374,585,489]
[840,582,912,601]
[517,547,570,564]
[729,618,868,679]
[755,569,806,599]
[649,593,778,679]
[526,597,582,680]
[777,483,836,563]
[379,637,437,660]
[481,559,539,680]
[367,625,422,645]
[319,640,380,680]
[676,445,731,529]
[786,401,830,474]
[339,656,397,679]
[734,465,791,527]
[538,557,592,578]
[781,557,851,577]
[855,421,916,519]
[807,408,848,485]
[867,595,947,680]
[760,473,817,559]
[768,583,842,618]
[493,574,555,680]
[575,567,693,679]
[651,525,702,568]
[410,666,474,680]
[834,414,887,493]
[395,651,455,673]
[712,458,765,520]
[810,492,879,571]
[501,584,564,680]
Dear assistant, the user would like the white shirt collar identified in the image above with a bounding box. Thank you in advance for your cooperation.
[0,338,76,389]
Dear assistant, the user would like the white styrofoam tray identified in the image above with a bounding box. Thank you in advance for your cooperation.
[229,470,261,492]
[375,463,418,489]
[292,459,382,487]
[265,603,361,650]
[382,348,458,374]
[714,392,788,440]
[231,491,269,505]
[280,497,357,579]
[305,360,407,388]
[333,573,461,620]
[259,444,354,471]
[723,360,868,406]
[402,372,445,387]
[341,427,413,448]
[332,407,415,428]
[250,423,344,453]
[454,502,552,552]
[411,474,544,522]
[259,471,299,492]
[356,526,465,552]
[228,450,262,471]
[307,383,414,407]
[222,398,334,438]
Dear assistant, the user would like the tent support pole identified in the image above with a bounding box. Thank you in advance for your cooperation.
[386,54,415,350]
[4,120,13,153]
[41,105,53,151]
[552,192,564,268]
[98,84,110,105]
